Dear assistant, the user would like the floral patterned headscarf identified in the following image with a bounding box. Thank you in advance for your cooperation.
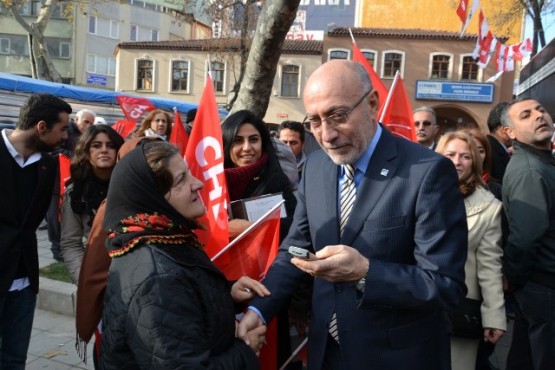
[103,143,202,257]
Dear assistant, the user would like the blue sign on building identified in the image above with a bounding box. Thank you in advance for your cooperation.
[415,81,494,103]
[87,73,107,87]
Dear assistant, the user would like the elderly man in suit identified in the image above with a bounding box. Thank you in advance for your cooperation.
[238,60,468,370]
[0,93,71,369]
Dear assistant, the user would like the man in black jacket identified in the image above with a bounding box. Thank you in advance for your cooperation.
[502,97,555,370]
[0,93,71,370]
[487,102,511,183]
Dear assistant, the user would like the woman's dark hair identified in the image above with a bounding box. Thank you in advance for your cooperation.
[221,110,278,168]
[70,125,124,185]
[142,140,180,195]
[135,109,173,138]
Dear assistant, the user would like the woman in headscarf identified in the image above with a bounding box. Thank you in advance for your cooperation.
[101,140,268,369]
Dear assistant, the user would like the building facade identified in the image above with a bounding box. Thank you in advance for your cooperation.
[115,38,323,124]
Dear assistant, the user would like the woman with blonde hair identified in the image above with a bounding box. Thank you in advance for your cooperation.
[133,109,173,140]
[436,131,506,370]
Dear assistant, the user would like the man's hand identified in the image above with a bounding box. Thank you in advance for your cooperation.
[237,310,264,343]
[231,276,271,303]
[290,245,369,282]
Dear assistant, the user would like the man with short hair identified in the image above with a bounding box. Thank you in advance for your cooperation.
[0,93,71,369]
[501,97,555,370]
[487,102,511,183]
[238,60,467,370]
[46,108,96,261]
[413,106,439,150]
[279,120,306,182]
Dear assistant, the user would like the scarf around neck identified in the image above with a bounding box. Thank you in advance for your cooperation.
[103,144,201,257]
[225,152,269,201]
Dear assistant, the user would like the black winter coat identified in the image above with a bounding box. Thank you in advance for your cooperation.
[101,243,259,370]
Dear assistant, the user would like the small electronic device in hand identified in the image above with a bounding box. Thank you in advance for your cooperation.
[288,246,316,260]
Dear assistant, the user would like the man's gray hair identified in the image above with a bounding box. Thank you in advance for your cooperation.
[351,61,372,92]
[76,109,96,120]
[413,106,437,123]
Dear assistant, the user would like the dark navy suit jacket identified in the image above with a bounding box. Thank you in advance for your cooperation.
[251,127,468,370]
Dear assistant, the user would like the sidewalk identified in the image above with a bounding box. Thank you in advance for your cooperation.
[29,229,93,369]
[32,229,512,369]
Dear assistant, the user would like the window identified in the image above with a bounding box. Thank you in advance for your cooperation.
[362,50,376,68]
[431,54,451,79]
[59,42,70,59]
[0,38,10,54]
[137,59,153,90]
[110,20,119,39]
[87,54,96,73]
[382,52,404,78]
[108,58,116,76]
[329,49,349,60]
[210,61,225,93]
[461,55,480,81]
[130,24,138,41]
[31,0,41,16]
[151,29,159,42]
[89,16,97,34]
[171,60,190,92]
[280,64,300,97]
[88,54,117,76]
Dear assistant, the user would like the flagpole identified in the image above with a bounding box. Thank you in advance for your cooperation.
[210,200,285,262]
[378,70,400,123]
[278,337,308,370]
[348,28,356,44]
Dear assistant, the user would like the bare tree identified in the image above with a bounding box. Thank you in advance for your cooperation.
[519,0,554,55]
[231,0,300,117]
[1,0,67,81]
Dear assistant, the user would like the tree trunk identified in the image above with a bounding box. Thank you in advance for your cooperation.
[8,0,63,82]
[230,0,300,118]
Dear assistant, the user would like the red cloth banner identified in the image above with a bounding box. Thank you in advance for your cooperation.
[111,120,136,139]
[116,96,155,124]
[58,154,71,222]
[351,42,388,118]
[456,0,469,24]
[169,108,189,157]
[379,72,416,142]
[185,75,229,258]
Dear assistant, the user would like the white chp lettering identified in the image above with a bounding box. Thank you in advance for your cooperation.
[195,136,226,219]
[129,105,151,120]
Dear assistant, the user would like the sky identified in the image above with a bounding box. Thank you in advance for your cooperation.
[524,10,555,51]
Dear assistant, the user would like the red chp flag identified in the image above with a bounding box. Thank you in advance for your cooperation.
[456,0,468,24]
[379,72,416,142]
[185,75,229,258]
[351,42,388,117]
[169,107,189,157]
[211,203,281,370]
[112,120,137,139]
[116,95,155,124]
[58,154,71,222]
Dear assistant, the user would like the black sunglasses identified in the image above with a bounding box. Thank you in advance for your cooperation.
[415,120,433,127]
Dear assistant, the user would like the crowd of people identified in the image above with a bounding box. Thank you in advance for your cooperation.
[0,58,554,370]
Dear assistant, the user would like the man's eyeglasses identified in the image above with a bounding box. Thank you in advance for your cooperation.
[303,90,372,132]
[414,120,434,127]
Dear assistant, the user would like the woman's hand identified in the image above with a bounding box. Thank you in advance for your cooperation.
[228,219,252,240]
[483,328,505,344]
[244,325,266,355]
[231,276,271,303]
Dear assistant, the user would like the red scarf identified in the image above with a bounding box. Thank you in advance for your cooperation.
[225,153,269,201]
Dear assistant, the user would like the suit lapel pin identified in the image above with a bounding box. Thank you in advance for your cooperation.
[380,169,389,176]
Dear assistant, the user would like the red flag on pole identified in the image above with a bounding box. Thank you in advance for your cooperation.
[378,71,416,142]
[212,202,282,370]
[116,95,155,124]
[168,107,189,157]
[456,0,468,24]
[350,39,388,117]
[58,154,71,222]
[112,120,137,139]
[185,74,229,258]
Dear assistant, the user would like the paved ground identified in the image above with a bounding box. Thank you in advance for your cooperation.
[32,228,513,369]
